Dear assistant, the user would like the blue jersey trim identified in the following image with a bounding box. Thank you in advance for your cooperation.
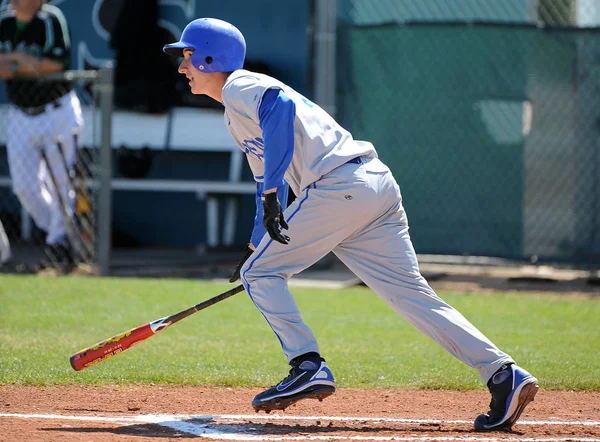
[242,183,316,351]
[251,182,265,248]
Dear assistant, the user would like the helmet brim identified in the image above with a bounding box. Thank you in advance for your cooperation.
[163,42,193,57]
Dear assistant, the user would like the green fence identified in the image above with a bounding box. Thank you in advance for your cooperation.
[337,22,600,264]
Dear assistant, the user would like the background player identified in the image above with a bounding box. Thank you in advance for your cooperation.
[0,0,83,268]
[164,18,539,431]
[0,218,12,266]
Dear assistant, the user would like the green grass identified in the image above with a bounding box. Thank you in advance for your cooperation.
[1,274,599,390]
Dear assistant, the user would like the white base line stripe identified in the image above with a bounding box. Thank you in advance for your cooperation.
[184,414,600,427]
[0,413,151,423]
[1,413,599,442]
[1,413,600,427]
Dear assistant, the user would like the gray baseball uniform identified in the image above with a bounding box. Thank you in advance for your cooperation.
[223,70,513,384]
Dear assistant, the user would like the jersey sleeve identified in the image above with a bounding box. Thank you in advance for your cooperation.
[259,88,295,190]
[44,7,71,67]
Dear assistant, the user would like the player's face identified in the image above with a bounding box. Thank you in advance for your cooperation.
[10,0,42,11]
[179,49,211,96]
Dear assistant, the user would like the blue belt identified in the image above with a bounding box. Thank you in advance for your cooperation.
[346,157,362,165]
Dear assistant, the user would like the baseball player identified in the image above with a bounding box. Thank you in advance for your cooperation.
[0,0,82,267]
[164,18,539,430]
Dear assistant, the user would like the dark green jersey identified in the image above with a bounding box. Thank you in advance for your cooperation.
[0,4,73,108]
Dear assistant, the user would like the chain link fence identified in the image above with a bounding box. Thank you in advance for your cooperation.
[339,0,598,26]
[337,0,600,266]
[3,2,597,276]
[0,70,113,274]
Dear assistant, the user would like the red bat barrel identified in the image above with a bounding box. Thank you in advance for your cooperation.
[70,323,156,371]
[69,285,244,371]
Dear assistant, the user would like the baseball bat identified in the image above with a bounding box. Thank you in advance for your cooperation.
[70,284,245,371]
[40,147,86,262]
[56,134,94,255]
[57,131,88,210]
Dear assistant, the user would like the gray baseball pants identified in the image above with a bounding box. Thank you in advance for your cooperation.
[240,157,514,383]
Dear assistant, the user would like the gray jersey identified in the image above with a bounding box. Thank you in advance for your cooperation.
[222,69,377,196]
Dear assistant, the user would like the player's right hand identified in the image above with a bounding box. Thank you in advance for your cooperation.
[262,193,290,245]
[229,245,254,283]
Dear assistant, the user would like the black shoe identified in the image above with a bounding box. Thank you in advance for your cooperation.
[252,352,336,413]
[40,243,76,272]
[48,243,75,262]
[474,364,539,431]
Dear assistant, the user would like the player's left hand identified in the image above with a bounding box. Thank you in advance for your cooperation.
[262,192,290,245]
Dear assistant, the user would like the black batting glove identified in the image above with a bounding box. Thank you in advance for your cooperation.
[229,244,254,283]
[262,192,290,245]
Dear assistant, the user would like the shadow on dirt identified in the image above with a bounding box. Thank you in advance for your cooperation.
[41,419,518,439]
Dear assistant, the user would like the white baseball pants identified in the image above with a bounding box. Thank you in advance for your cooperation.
[7,91,83,245]
[241,156,514,384]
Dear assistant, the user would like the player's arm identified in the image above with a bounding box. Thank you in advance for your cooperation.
[45,8,72,70]
[0,8,71,78]
[226,86,294,280]
[0,19,10,77]
[0,22,26,77]
[256,87,295,244]
[0,57,17,78]
[23,9,72,75]
[260,88,295,195]
[0,51,27,78]
[0,53,23,62]
[0,52,63,78]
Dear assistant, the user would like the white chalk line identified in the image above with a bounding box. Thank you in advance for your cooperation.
[1,413,600,442]
[6,413,598,427]
[185,414,600,427]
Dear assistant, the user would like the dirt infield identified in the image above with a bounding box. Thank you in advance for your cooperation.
[1,385,599,441]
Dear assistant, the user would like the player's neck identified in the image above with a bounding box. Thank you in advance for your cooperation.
[211,87,223,103]
[14,7,38,22]
[209,72,231,103]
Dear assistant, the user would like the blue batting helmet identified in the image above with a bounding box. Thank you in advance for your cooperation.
[163,18,246,73]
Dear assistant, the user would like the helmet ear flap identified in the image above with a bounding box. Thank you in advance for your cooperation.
[190,51,218,72]
[190,51,206,71]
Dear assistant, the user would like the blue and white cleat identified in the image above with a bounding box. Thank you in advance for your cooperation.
[474,363,539,431]
[252,354,336,413]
